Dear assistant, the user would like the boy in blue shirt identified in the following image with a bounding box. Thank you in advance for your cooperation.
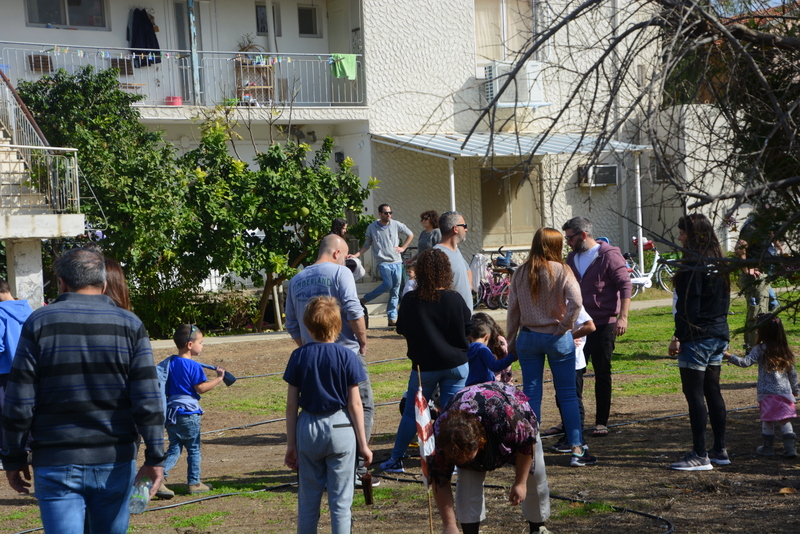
[466,320,518,386]
[160,325,225,497]
[284,296,372,534]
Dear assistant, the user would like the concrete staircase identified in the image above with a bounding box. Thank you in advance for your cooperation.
[0,135,51,215]
[356,279,393,329]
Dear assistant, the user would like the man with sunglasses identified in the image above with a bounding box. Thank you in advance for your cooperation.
[561,217,631,438]
[434,211,473,312]
[349,204,413,326]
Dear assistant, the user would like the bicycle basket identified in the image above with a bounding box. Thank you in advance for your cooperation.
[632,236,654,251]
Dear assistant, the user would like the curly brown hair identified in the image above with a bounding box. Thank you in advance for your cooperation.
[420,210,440,229]
[437,410,487,465]
[415,248,453,302]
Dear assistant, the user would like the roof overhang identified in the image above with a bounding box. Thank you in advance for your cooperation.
[370,132,650,159]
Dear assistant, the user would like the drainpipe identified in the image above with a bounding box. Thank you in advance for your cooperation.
[634,151,644,273]
[448,159,456,211]
[188,0,201,104]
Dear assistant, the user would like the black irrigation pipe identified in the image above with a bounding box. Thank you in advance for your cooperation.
[375,474,674,534]
[233,357,409,380]
[200,362,682,436]
[9,483,299,534]
[22,402,759,533]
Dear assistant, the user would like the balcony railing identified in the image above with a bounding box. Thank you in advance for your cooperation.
[0,42,365,108]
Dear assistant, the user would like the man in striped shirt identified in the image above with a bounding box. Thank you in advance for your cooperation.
[1,247,165,534]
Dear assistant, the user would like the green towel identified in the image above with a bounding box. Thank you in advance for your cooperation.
[330,54,357,80]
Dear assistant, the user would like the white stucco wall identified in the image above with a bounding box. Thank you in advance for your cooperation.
[362,0,476,134]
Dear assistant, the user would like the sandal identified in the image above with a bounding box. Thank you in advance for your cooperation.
[542,425,564,437]
[592,426,609,437]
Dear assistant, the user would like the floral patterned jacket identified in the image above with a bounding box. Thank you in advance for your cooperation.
[427,382,539,488]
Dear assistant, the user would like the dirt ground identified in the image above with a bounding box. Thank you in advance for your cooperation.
[2,327,800,534]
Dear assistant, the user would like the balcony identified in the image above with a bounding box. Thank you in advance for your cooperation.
[0,41,366,113]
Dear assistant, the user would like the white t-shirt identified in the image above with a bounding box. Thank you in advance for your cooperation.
[573,306,593,370]
[574,244,601,279]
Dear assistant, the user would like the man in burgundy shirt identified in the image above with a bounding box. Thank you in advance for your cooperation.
[562,217,631,437]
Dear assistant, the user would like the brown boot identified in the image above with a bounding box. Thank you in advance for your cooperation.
[155,482,174,499]
[188,482,213,494]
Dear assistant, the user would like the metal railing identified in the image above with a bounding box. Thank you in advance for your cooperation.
[0,42,193,106]
[0,62,80,214]
[0,145,80,214]
[0,67,49,149]
[199,52,365,106]
[0,42,365,107]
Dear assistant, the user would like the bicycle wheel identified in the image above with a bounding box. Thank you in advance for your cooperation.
[629,264,642,298]
[485,292,502,310]
[499,284,510,309]
[657,263,675,292]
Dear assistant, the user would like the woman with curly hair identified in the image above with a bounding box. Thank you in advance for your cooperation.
[428,382,551,534]
[379,248,470,473]
[410,209,441,262]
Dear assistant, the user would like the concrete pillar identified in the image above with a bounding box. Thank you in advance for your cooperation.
[6,239,43,309]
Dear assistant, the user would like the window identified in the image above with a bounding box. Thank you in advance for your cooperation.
[256,3,282,37]
[474,0,534,71]
[480,167,541,247]
[298,5,321,37]
[26,0,108,29]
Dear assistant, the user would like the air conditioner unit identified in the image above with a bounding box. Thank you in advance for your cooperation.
[578,165,618,187]
[483,61,545,106]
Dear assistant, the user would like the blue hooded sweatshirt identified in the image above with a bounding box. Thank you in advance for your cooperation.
[0,299,34,374]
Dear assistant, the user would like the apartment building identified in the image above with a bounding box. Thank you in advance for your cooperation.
[1,0,654,277]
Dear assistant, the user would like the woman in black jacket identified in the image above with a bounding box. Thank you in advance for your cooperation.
[378,248,470,473]
[668,214,730,471]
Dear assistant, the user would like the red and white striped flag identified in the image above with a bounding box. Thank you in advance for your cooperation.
[415,387,435,489]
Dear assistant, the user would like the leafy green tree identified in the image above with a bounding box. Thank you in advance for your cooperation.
[18,66,196,334]
[180,113,374,329]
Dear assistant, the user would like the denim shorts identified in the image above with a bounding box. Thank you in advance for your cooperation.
[677,338,727,371]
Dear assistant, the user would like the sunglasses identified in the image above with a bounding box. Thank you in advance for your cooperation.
[187,324,197,345]
[455,223,468,229]
[382,211,392,215]
[564,233,579,242]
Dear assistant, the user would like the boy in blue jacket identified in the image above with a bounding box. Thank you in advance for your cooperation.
[0,280,33,462]
[466,320,517,386]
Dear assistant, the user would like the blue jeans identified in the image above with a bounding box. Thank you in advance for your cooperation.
[677,338,726,371]
[297,409,356,534]
[164,412,202,485]
[517,329,584,448]
[390,363,468,460]
[363,262,403,320]
[34,460,136,534]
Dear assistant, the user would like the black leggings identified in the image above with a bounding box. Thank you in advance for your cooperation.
[680,366,727,455]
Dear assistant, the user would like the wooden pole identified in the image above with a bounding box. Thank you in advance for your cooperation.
[417,365,435,534]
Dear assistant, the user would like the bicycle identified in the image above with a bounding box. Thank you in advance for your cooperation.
[624,236,675,298]
[476,247,517,309]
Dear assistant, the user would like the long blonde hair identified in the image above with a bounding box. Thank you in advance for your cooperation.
[524,227,566,297]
